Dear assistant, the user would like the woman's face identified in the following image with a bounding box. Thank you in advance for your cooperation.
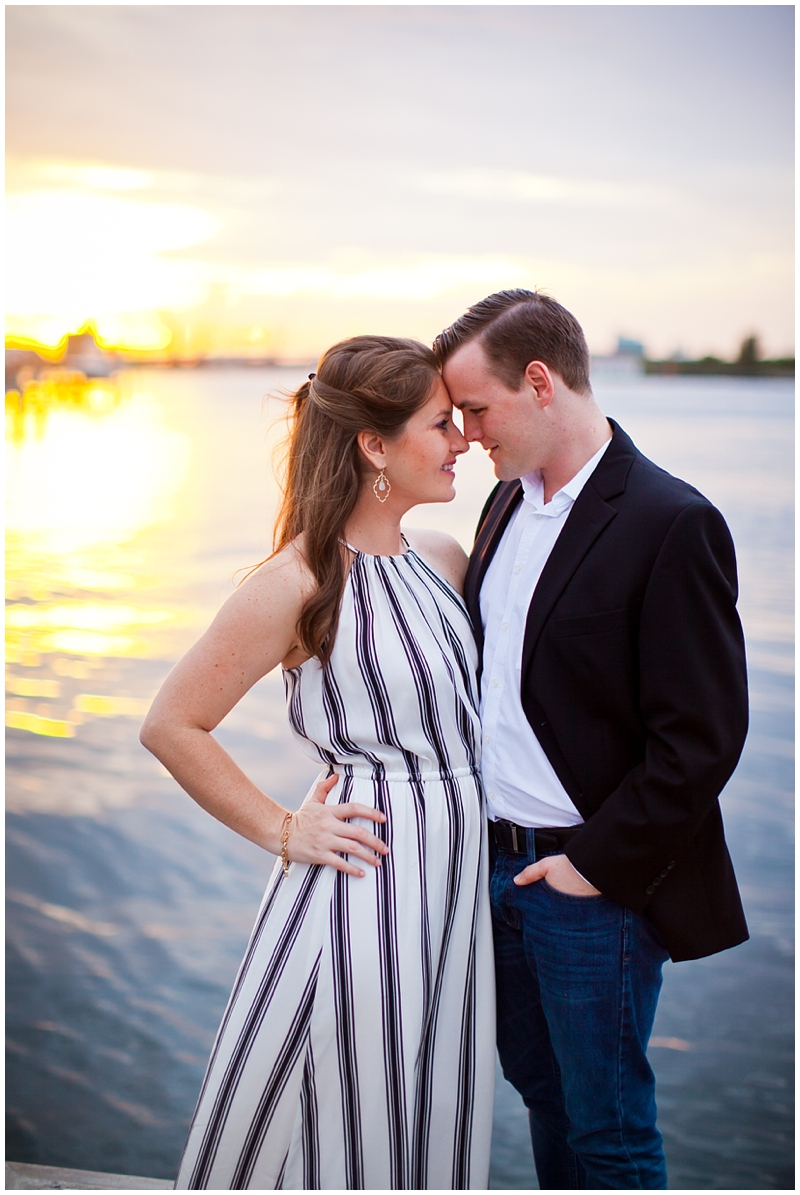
[382,377,469,507]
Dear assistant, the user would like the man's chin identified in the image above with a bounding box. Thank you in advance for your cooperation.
[492,457,522,482]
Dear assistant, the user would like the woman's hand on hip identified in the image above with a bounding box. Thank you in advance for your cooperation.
[286,774,389,877]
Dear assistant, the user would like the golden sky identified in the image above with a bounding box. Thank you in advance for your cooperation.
[6,6,794,360]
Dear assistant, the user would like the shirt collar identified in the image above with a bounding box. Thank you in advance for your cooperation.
[521,434,612,517]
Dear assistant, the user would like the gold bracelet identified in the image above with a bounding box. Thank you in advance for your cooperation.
[280,811,293,878]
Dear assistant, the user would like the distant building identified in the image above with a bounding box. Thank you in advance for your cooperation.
[61,329,117,378]
[616,336,644,358]
[5,348,45,393]
[590,335,645,378]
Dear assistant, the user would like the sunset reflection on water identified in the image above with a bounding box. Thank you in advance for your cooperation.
[6,373,192,737]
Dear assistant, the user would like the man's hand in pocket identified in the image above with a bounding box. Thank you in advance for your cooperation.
[514,852,602,895]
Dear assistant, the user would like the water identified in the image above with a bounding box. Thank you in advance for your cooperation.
[6,369,793,1189]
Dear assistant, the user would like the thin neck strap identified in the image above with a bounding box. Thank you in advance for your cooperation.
[338,533,409,555]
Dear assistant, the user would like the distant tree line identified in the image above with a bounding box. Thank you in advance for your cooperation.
[645,336,794,377]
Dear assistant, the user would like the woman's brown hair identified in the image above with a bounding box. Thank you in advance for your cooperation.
[274,334,440,666]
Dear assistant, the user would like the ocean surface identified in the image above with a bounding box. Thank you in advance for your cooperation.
[6,368,794,1189]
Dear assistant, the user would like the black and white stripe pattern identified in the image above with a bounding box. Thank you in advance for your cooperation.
[175,545,495,1190]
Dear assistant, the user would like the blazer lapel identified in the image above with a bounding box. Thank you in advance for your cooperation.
[520,486,616,674]
[464,480,523,652]
[520,421,636,674]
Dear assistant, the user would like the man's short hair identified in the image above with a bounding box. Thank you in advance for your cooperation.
[433,288,592,395]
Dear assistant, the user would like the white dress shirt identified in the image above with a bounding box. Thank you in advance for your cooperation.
[480,437,612,827]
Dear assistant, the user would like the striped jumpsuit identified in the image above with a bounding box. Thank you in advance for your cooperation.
[175,545,495,1190]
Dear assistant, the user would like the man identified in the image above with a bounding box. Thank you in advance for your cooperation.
[435,290,748,1190]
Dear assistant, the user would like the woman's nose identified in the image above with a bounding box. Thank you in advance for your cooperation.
[452,426,469,454]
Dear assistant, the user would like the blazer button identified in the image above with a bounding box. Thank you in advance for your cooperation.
[660,870,669,879]
[645,884,656,895]
[667,860,676,869]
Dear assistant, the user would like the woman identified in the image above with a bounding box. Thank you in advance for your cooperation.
[140,335,495,1190]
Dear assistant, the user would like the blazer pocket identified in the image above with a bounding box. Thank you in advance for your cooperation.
[548,608,628,639]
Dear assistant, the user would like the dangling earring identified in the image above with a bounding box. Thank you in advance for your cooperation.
[373,469,391,503]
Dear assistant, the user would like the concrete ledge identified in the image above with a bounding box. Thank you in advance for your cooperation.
[5,1162,173,1190]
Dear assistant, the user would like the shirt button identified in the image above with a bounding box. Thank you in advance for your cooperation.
[488,789,495,799]
[513,565,522,574]
[501,621,509,631]
[491,678,499,687]
[484,734,491,744]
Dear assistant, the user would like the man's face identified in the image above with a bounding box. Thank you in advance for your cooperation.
[442,338,545,481]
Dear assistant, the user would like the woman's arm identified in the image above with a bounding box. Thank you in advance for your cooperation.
[140,544,387,876]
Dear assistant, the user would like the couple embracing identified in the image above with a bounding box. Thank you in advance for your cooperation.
[142,289,748,1191]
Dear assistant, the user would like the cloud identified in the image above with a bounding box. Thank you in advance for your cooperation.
[227,258,528,302]
[410,168,668,210]
[38,163,154,191]
[6,189,220,320]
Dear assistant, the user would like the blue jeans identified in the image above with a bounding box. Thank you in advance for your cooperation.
[490,832,669,1190]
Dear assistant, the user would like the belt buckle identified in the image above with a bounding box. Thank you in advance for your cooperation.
[510,823,523,852]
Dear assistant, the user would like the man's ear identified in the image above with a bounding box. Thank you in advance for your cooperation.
[523,360,556,409]
[357,429,387,471]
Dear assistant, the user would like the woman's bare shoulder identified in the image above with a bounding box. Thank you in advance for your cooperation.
[143,539,318,725]
[209,540,314,641]
[240,537,315,599]
[403,527,469,593]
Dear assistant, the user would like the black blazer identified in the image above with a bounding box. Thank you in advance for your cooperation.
[466,421,749,962]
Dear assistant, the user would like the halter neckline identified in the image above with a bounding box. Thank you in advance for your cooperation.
[339,533,410,559]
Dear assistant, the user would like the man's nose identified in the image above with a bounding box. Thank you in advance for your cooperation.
[463,413,482,442]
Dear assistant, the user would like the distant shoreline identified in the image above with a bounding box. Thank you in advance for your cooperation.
[4,346,794,382]
[643,356,794,378]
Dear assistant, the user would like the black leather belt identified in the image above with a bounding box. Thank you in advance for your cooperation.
[490,819,581,855]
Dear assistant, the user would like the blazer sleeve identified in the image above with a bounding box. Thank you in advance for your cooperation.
[564,500,749,912]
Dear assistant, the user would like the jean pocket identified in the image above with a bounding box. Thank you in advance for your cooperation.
[490,858,522,928]
[540,878,608,902]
